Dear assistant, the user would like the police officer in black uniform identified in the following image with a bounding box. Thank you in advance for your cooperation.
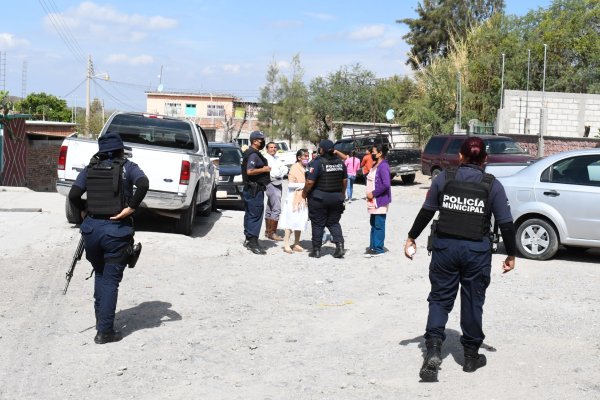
[302,139,348,258]
[241,131,271,255]
[403,136,516,382]
[68,132,149,344]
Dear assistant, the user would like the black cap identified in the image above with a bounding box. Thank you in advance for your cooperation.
[98,132,131,153]
[319,139,334,151]
[249,131,265,141]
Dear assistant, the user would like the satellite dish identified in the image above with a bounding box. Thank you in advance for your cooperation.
[385,109,395,121]
[157,84,164,92]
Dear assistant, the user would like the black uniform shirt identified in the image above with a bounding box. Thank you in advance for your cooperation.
[246,152,265,171]
[307,156,348,182]
[424,164,513,224]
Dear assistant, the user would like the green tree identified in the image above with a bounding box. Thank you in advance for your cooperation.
[15,92,71,122]
[257,59,281,137]
[525,0,600,93]
[373,76,417,123]
[308,64,377,133]
[75,98,105,136]
[273,54,311,147]
[0,90,12,116]
[398,0,505,69]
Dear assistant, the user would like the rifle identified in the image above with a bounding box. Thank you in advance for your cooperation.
[63,236,85,295]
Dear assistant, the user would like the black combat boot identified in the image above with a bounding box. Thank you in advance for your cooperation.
[308,246,321,258]
[332,242,345,258]
[245,237,266,255]
[463,347,487,373]
[94,330,123,345]
[419,337,443,382]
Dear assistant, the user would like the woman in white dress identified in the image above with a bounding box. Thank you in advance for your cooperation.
[279,149,309,253]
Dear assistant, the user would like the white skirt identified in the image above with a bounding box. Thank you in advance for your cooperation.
[278,187,308,231]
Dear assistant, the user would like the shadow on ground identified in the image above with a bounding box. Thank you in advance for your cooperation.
[399,328,497,373]
[114,300,182,338]
[133,209,222,238]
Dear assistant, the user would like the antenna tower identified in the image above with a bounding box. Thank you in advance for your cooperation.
[21,60,28,98]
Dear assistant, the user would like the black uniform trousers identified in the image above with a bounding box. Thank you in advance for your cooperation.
[80,216,133,333]
[308,189,345,247]
[243,189,265,240]
[425,235,492,350]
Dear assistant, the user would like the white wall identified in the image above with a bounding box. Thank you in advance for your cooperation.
[497,90,600,137]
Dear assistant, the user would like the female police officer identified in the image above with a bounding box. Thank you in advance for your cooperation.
[403,136,516,382]
[302,140,347,258]
[68,132,148,344]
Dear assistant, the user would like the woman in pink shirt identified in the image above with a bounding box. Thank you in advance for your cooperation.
[344,151,361,201]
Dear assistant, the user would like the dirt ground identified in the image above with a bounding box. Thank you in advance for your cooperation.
[0,174,598,400]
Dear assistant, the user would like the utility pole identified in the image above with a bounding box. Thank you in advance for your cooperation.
[525,49,530,134]
[538,44,547,157]
[500,53,505,109]
[85,55,93,137]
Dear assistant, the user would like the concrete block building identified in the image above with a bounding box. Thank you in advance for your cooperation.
[145,91,260,142]
[497,90,600,138]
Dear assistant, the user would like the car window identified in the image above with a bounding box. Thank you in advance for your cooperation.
[423,137,446,155]
[485,139,526,155]
[334,141,354,154]
[546,155,600,186]
[444,138,464,154]
[110,114,195,150]
[219,147,242,165]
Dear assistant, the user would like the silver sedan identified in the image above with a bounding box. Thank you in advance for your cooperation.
[494,149,600,260]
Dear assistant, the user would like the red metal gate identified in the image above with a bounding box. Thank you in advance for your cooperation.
[0,116,28,187]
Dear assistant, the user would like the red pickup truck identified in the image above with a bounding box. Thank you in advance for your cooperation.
[421,134,536,178]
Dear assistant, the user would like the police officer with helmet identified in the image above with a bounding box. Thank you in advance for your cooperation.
[302,139,348,258]
[68,132,149,344]
[403,136,516,382]
[241,130,271,255]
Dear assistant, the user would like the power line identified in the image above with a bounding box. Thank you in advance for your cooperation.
[62,77,87,98]
[46,0,87,60]
[38,0,86,64]
[93,80,140,111]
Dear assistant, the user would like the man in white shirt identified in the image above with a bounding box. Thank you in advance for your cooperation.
[263,142,289,241]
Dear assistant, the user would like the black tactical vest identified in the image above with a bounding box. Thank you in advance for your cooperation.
[436,168,495,240]
[241,147,270,188]
[85,156,127,216]
[314,155,344,192]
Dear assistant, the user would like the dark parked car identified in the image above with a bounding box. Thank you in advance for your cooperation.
[421,134,536,178]
[208,142,244,209]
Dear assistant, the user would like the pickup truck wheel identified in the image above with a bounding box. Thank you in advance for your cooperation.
[401,173,416,184]
[175,191,197,235]
[198,187,215,217]
[516,218,559,260]
[65,198,83,224]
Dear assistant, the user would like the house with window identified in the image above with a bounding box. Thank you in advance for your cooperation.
[146,91,259,141]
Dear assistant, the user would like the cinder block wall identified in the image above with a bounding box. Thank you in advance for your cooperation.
[503,134,600,157]
[499,90,600,138]
[27,140,62,192]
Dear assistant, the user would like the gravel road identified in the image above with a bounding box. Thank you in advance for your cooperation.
[0,174,598,400]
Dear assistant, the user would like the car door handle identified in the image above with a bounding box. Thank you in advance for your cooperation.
[543,190,560,197]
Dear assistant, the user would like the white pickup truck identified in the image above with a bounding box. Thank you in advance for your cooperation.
[56,112,217,235]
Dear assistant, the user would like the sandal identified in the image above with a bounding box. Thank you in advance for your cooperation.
[283,247,293,254]
[292,244,304,252]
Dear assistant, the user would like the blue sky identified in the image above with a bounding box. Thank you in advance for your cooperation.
[1,0,552,111]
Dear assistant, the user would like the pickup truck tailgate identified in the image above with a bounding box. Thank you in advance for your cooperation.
[128,146,186,194]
